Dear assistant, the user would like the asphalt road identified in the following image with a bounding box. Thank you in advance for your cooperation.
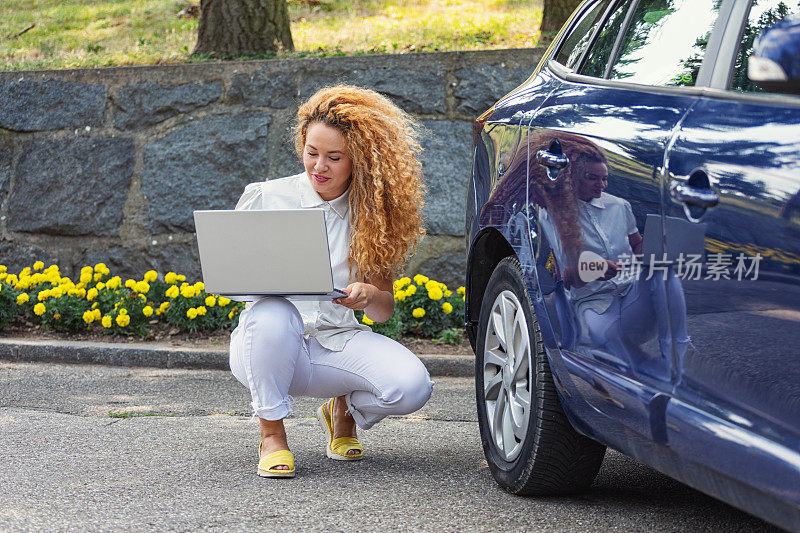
[0,361,780,532]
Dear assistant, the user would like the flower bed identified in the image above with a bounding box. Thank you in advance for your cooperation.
[0,262,465,343]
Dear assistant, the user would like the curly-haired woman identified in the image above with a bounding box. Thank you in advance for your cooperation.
[229,85,434,478]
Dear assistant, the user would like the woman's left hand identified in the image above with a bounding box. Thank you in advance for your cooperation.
[334,282,375,310]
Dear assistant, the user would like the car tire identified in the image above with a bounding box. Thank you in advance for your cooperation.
[475,256,606,495]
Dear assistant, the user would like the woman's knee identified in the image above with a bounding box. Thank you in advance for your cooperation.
[379,362,433,415]
[247,297,302,334]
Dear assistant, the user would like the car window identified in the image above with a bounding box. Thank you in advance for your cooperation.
[608,0,723,86]
[730,0,800,93]
[580,0,636,78]
[554,0,613,71]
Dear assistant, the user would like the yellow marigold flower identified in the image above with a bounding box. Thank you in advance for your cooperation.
[177,274,186,282]
[81,265,93,274]
[106,277,120,290]
[428,288,443,301]
[0,265,6,273]
[197,305,207,316]
[92,308,101,320]
[194,281,204,292]
[442,302,453,314]
[143,270,158,283]
[413,274,428,285]
[412,307,425,319]
[164,272,178,285]
[205,295,216,307]
[143,306,154,317]
[93,262,106,272]
[116,314,130,327]
[6,274,17,285]
[165,285,179,298]
[457,286,466,296]
[180,285,196,298]
[37,290,49,302]
[53,312,60,320]
[134,281,150,294]
[118,308,128,315]
[82,310,95,324]
[20,267,31,277]
[425,280,437,291]
[33,303,46,316]
[96,282,105,290]
[17,279,30,290]
[393,278,410,292]
[101,315,112,328]
[395,291,407,302]
[445,290,452,297]
[405,285,417,296]
[86,288,98,301]
[218,297,231,307]
[228,309,236,320]
[159,301,170,312]
[77,288,86,298]
[17,293,29,305]
[33,261,44,271]
[93,272,103,282]
[362,315,374,325]
[124,279,136,289]
[186,307,198,319]
[0,272,6,281]
[91,302,99,309]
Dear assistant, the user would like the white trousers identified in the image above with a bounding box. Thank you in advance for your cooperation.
[229,297,434,429]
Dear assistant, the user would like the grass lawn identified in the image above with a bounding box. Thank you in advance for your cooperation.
[1,0,544,71]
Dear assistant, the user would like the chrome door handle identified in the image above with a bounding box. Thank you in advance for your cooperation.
[536,139,569,181]
[670,182,719,208]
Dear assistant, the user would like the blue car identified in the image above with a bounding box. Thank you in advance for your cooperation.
[465,0,800,530]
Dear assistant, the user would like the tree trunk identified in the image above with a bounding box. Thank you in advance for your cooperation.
[193,0,294,57]
[540,0,583,34]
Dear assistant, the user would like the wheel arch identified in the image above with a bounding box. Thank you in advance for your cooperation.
[465,227,515,349]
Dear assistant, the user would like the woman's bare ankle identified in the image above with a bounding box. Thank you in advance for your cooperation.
[259,418,290,458]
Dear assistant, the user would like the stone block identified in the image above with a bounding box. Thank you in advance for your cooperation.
[113,81,223,130]
[415,251,466,291]
[453,64,533,116]
[299,59,447,115]
[0,138,11,202]
[0,80,106,132]
[141,113,270,233]
[0,240,61,275]
[228,70,296,109]
[418,120,471,236]
[80,240,202,283]
[7,138,134,235]
[269,117,304,179]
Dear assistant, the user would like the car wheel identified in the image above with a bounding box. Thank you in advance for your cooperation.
[475,256,606,495]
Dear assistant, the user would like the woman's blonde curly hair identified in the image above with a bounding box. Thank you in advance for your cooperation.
[294,85,426,283]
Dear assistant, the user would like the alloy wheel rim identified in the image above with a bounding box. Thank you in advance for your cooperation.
[483,289,532,461]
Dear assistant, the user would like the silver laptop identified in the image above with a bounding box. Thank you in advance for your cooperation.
[193,209,347,301]
[641,213,707,264]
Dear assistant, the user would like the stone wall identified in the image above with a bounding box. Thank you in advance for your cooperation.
[0,48,543,288]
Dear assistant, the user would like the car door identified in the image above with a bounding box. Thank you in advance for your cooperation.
[663,0,800,510]
[526,0,724,443]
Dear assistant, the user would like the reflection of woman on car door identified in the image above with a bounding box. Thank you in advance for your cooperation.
[532,133,689,378]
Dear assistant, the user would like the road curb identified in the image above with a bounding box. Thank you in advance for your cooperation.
[0,339,475,377]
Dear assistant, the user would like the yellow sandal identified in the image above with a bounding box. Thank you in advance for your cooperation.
[316,398,364,461]
[257,443,295,478]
